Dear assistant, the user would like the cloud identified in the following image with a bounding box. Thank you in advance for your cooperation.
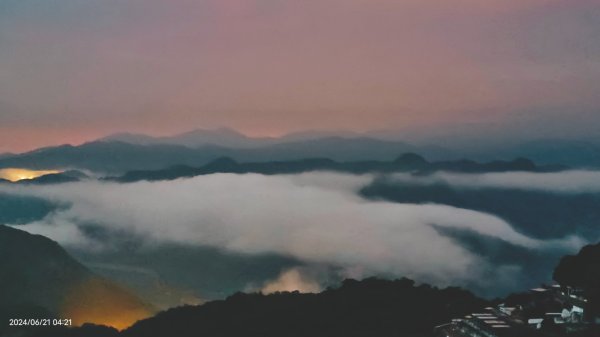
[389,170,600,194]
[0,172,581,292]
[260,268,322,294]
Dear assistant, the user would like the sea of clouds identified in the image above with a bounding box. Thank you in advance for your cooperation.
[388,170,600,194]
[0,171,591,294]
[2,173,595,288]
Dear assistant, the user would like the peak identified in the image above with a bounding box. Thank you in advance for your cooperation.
[27,143,74,154]
[394,153,428,164]
[512,157,535,166]
[282,130,364,141]
[181,127,246,137]
[102,131,149,138]
[0,224,68,256]
[99,132,157,145]
[215,127,245,134]
[104,131,137,137]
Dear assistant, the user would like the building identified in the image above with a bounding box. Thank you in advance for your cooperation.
[434,284,596,337]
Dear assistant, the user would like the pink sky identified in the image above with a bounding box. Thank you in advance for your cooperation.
[0,0,598,152]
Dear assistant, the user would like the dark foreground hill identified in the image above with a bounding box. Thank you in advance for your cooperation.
[34,278,488,337]
[0,226,153,337]
[12,233,600,337]
[554,242,600,318]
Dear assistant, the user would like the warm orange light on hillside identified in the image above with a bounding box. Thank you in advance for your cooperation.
[0,168,61,182]
[61,277,154,331]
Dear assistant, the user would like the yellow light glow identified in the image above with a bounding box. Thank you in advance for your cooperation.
[61,277,154,331]
[0,168,62,182]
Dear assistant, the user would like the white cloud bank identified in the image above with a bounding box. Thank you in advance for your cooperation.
[261,268,323,295]
[390,170,600,194]
[0,172,583,290]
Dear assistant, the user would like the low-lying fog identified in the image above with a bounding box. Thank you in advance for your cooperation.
[2,170,597,302]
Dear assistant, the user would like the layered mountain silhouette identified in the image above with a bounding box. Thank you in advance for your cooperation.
[110,154,555,183]
[0,137,452,174]
[472,139,600,168]
[0,142,218,173]
[101,128,411,149]
[100,128,277,149]
[98,129,600,168]
[0,225,153,337]
[2,128,600,175]
[3,128,599,174]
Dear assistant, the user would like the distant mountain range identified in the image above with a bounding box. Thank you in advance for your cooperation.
[98,128,600,168]
[0,142,218,173]
[2,128,600,173]
[360,170,600,241]
[110,154,558,183]
[100,128,412,149]
[0,153,557,184]
[0,138,449,174]
[467,139,600,168]
[100,128,278,149]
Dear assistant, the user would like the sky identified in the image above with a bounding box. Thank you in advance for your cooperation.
[0,0,599,152]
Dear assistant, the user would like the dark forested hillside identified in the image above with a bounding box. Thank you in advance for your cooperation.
[554,242,600,317]
[0,226,153,337]
[34,278,488,337]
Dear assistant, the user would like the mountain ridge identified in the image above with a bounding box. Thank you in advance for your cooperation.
[0,138,447,174]
[0,225,154,336]
[34,277,489,337]
[110,154,558,183]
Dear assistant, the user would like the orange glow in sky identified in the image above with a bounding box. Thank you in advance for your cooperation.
[0,168,62,182]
